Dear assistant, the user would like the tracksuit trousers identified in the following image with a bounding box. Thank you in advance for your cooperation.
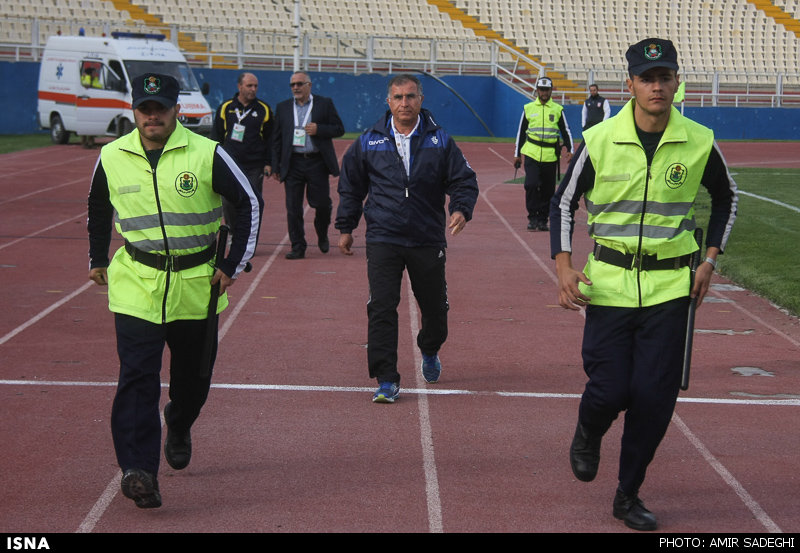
[111,314,216,474]
[365,242,449,384]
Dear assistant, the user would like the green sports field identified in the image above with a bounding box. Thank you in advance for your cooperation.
[2,134,798,317]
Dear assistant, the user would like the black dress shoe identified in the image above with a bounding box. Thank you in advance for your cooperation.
[527,222,536,231]
[285,250,305,260]
[164,402,191,470]
[537,221,549,231]
[570,421,602,482]
[613,488,658,531]
[120,468,162,509]
[318,236,329,253]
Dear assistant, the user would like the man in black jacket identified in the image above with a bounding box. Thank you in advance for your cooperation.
[271,71,344,259]
[335,74,478,403]
[211,72,273,235]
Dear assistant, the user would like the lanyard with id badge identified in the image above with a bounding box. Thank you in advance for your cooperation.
[230,106,253,142]
[293,95,313,147]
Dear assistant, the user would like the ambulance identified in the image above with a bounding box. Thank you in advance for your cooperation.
[37,32,213,143]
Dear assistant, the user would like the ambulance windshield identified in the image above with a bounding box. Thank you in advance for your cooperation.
[123,61,201,92]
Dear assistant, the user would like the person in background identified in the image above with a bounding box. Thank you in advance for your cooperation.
[513,76,573,232]
[271,71,344,259]
[581,83,611,131]
[211,72,273,240]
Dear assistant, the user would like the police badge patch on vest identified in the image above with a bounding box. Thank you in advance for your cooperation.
[549,114,555,122]
[175,172,199,197]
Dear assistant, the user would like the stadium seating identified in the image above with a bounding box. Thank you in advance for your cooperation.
[2,0,800,100]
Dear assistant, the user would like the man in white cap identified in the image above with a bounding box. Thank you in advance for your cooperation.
[513,76,573,231]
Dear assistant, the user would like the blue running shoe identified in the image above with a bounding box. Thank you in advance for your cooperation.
[421,353,442,383]
[372,381,400,403]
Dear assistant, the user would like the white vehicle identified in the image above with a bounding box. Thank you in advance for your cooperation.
[37,31,213,143]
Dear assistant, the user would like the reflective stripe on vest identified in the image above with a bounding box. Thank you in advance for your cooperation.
[100,122,228,323]
[579,99,714,307]
[520,99,563,162]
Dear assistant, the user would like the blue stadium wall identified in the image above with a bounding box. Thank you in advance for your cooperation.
[8,61,800,139]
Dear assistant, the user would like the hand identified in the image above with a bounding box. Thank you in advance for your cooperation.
[555,252,592,311]
[691,262,714,306]
[338,233,354,255]
[210,268,233,295]
[264,165,272,177]
[448,211,467,236]
[563,151,573,163]
[513,157,521,169]
[89,267,108,286]
[304,122,317,136]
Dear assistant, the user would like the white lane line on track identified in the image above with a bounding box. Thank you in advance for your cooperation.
[3,380,799,406]
[405,274,444,534]
[0,281,93,346]
[0,211,87,251]
[0,177,86,206]
[672,413,783,533]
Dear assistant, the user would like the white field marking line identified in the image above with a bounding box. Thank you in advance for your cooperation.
[0,177,85,206]
[3,380,799,407]
[74,224,296,532]
[672,413,783,533]
[405,273,443,534]
[737,189,800,214]
[0,211,87,251]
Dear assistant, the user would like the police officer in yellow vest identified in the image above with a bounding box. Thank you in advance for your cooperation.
[514,76,573,231]
[550,39,738,531]
[87,73,261,509]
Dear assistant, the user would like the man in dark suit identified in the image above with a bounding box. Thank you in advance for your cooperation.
[271,71,345,259]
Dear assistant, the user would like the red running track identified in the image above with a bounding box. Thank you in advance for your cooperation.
[0,139,798,536]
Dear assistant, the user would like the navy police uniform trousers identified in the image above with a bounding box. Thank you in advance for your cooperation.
[578,297,689,494]
[111,313,216,474]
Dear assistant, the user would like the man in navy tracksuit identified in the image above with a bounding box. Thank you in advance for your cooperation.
[335,74,479,403]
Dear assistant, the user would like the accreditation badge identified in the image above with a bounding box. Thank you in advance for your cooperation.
[293,127,306,147]
[231,123,245,142]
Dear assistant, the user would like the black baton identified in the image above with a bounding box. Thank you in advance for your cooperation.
[200,225,229,379]
[680,228,704,391]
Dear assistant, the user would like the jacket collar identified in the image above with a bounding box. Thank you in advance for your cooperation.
[119,121,189,156]
[611,98,689,145]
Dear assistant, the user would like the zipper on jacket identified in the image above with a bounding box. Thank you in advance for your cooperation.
[634,159,651,309]
[150,167,171,324]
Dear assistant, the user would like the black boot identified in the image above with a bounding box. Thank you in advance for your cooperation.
[569,421,602,482]
[164,402,192,470]
[613,487,658,531]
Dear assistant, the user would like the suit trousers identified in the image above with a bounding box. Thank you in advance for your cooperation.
[578,297,688,495]
[365,242,449,384]
[111,313,216,473]
[523,156,558,224]
[283,154,332,253]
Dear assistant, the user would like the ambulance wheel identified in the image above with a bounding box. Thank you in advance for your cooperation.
[119,118,134,137]
[50,115,70,144]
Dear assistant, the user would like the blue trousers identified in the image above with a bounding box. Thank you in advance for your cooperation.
[578,297,688,494]
[111,314,216,473]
